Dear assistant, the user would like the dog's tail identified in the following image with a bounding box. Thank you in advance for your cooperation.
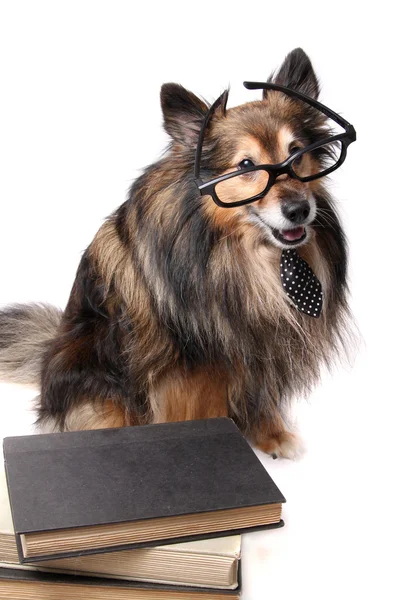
[0,303,62,387]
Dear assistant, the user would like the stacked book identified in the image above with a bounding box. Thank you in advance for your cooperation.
[0,418,285,598]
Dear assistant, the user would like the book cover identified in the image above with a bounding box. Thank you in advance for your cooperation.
[0,465,241,589]
[3,417,285,562]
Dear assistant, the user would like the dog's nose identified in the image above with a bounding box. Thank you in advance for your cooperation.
[281,199,310,224]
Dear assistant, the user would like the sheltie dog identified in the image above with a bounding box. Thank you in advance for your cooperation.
[0,48,351,458]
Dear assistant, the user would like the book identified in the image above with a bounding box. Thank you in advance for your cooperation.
[0,467,240,589]
[0,567,241,599]
[3,417,285,563]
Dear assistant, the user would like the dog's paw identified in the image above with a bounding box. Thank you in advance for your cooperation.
[256,431,306,460]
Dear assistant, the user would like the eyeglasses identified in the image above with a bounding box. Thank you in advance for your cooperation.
[194,82,356,208]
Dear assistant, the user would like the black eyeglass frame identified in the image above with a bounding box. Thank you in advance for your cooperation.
[194,81,356,208]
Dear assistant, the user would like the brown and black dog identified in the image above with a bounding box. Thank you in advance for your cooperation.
[0,49,350,458]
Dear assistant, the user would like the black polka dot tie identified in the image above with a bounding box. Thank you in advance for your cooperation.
[280,249,323,318]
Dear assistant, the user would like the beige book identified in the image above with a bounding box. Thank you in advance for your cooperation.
[0,468,240,590]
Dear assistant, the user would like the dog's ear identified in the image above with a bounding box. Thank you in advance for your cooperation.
[161,84,209,146]
[266,48,320,99]
[213,89,229,118]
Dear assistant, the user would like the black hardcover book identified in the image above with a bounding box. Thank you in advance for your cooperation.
[0,566,242,599]
[3,418,285,563]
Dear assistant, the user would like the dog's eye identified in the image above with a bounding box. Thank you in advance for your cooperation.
[289,146,302,156]
[237,159,255,170]
[289,146,304,167]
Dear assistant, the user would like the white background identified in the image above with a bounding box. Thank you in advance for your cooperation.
[0,2,399,599]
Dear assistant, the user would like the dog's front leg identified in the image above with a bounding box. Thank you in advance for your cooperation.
[252,408,305,460]
[149,365,229,423]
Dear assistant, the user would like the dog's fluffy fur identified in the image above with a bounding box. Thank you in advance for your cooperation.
[0,49,351,458]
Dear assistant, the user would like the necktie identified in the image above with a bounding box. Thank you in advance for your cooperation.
[280,249,323,318]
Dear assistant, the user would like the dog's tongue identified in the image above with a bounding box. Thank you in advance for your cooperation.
[281,226,305,241]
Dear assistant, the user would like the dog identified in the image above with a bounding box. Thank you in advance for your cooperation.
[0,48,352,458]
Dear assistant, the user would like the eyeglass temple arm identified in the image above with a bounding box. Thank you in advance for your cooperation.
[194,92,227,181]
[243,81,356,138]
[194,83,356,182]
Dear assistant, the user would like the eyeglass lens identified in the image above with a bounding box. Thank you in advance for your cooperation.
[214,139,343,204]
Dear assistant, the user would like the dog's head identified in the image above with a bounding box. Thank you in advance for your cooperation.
[161,48,336,250]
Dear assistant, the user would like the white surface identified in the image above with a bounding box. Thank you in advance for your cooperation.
[0,2,399,599]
